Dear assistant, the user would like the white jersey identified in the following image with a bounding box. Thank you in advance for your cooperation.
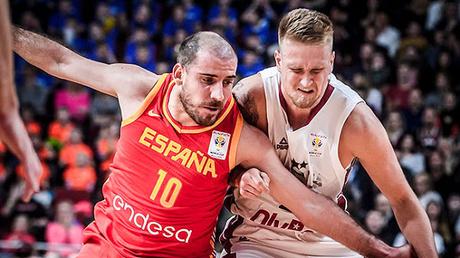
[222,67,364,257]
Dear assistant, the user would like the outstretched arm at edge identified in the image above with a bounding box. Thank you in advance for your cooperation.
[0,3,41,201]
[12,26,159,119]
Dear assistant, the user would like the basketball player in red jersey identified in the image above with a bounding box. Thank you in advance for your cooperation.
[13,26,414,257]
[0,2,41,202]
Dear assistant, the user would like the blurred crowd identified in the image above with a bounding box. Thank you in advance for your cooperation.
[0,0,459,257]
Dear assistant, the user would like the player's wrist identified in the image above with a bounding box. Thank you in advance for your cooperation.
[360,235,392,258]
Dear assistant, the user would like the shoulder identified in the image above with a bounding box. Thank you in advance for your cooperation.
[108,63,161,99]
[233,73,268,132]
[342,103,387,156]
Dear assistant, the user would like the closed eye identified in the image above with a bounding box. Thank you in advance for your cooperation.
[310,69,324,75]
[290,68,303,74]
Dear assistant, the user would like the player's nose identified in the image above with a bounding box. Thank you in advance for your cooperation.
[210,85,224,102]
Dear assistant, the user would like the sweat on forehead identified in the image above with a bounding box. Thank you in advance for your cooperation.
[177,31,236,66]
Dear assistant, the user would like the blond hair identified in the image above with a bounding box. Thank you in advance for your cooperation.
[278,8,333,47]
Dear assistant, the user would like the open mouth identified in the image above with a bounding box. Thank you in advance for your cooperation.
[298,88,314,94]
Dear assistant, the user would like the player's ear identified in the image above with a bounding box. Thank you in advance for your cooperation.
[172,63,184,85]
[274,49,282,71]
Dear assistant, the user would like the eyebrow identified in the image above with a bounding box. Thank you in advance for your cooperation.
[198,73,237,79]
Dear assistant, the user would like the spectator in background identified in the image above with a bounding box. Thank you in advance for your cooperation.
[237,50,264,77]
[384,110,406,146]
[58,128,93,168]
[385,62,419,111]
[413,173,444,211]
[426,72,452,107]
[163,5,194,45]
[124,27,154,64]
[54,81,91,123]
[398,20,428,57]
[45,200,83,257]
[368,51,391,90]
[17,65,49,117]
[353,72,385,116]
[396,133,426,176]
[364,210,394,245]
[439,92,459,137]
[90,92,120,127]
[132,3,158,33]
[133,44,156,71]
[426,200,453,247]
[240,0,276,46]
[47,0,78,37]
[63,152,96,192]
[425,0,446,31]
[375,12,400,57]
[95,123,118,176]
[1,215,35,257]
[418,107,441,150]
[48,108,75,147]
[374,193,398,239]
[402,88,424,134]
[428,150,452,199]
[182,0,203,28]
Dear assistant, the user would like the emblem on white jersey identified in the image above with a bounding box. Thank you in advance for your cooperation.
[208,130,231,160]
[309,133,327,157]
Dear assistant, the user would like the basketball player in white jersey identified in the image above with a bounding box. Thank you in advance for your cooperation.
[221,8,437,258]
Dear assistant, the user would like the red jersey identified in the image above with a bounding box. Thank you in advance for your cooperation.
[84,74,243,257]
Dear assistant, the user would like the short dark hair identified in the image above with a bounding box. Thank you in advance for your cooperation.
[176,31,236,67]
[177,34,200,66]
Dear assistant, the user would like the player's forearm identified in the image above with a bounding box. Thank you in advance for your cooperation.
[392,197,438,258]
[0,112,37,163]
[0,1,17,112]
[12,26,72,78]
[268,175,394,257]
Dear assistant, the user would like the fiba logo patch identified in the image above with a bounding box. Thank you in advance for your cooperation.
[214,134,226,149]
[208,130,231,160]
[311,136,322,150]
[309,133,327,157]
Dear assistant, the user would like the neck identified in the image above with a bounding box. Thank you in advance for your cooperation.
[280,87,322,130]
[168,84,199,126]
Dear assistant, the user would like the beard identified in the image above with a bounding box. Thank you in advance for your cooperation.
[179,89,224,126]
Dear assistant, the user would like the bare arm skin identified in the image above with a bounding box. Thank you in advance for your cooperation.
[12,26,159,119]
[0,2,41,201]
[232,74,268,133]
[340,103,437,258]
[235,121,413,258]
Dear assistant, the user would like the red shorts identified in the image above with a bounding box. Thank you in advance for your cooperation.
[77,222,124,258]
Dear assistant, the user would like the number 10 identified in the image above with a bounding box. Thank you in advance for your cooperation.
[150,169,182,208]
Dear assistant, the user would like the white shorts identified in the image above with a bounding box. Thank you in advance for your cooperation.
[220,216,362,258]
[220,240,362,258]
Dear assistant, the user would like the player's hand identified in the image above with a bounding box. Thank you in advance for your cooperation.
[238,168,270,199]
[21,152,41,202]
[384,245,418,258]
